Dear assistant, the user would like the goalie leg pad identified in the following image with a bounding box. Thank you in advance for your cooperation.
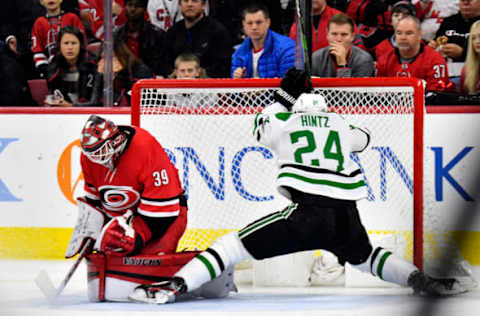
[65,197,106,258]
[175,232,252,293]
[86,251,199,302]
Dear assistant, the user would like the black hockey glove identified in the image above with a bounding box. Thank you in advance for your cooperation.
[273,67,313,111]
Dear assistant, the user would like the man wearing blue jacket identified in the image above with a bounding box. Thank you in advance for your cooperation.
[231,3,295,79]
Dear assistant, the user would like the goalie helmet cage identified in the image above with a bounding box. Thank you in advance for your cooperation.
[131,77,425,271]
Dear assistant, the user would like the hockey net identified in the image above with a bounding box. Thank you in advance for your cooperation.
[130,77,456,278]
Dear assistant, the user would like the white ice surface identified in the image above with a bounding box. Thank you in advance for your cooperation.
[1,259,480,316]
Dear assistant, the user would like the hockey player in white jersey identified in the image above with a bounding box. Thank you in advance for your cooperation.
[129,68,470,304]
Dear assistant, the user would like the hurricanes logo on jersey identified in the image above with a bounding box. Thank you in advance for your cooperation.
[98,185,140,212]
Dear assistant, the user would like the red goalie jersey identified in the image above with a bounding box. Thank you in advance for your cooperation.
[81,125,184,219]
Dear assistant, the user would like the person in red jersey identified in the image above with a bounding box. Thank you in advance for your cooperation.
[32,0,86,77]
[376,15,452,92]
[78,0,127,41]
[71,115,187,258]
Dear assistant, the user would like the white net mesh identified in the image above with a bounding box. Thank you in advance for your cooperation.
[132,78,439,272]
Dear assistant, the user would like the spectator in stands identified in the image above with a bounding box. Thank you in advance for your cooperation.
[312,13,374,77]
[162,0,232,78]
[231,3,295,78]
[460,20,480,94]
[148,0,212,31]
[0,40,37,106]
[79,0,126,42]
[414,0,459,42]
[289,0,365,53]
[44,26,96,106]
[169,53,207,78]
[115,0,166,77]
[148,1,244,45]
[1,1,45,80]
[376,16,452,92]
[429,0,480,63]
[32,0,86,78]
[79,37,153,106]
[373,1,417,60]
[240,0,295,36]
[167,53,218,107]
[347,1,421,55]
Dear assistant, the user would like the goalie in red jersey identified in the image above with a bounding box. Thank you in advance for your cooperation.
[66,114,187,259]
[64,115,235,302]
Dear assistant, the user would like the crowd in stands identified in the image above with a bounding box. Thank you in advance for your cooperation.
[1,0,480,107]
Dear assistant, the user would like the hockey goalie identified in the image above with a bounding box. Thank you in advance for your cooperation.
[65,114,235,302]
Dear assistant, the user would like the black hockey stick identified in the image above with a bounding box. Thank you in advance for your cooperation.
[35,239,93,303]
[295,0,312,86]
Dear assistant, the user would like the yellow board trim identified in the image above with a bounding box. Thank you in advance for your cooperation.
[1,227,479,266]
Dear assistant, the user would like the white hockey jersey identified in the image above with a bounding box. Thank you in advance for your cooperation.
[413,0,459,41]
[147,0,209,31]
[253,105,370,201]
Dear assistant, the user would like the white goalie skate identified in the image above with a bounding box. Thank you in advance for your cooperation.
[128,277,186,304]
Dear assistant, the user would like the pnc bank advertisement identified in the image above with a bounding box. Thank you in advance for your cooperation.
[0,112,478,266]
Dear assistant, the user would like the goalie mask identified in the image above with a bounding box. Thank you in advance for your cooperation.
[81,115,126,168]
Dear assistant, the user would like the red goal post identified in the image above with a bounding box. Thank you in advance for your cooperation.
[131,77,425,271]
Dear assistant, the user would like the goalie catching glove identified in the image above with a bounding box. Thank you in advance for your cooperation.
[273,67,313,111]
[95,210,152,256]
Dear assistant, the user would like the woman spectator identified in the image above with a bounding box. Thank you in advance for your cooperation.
[461,20,480,94]
[80,36,153,106]
[45,26,96,106]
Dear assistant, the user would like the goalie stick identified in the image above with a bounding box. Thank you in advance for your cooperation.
[35,239,93,303]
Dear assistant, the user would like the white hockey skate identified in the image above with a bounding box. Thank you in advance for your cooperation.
[407,271,469,296]
[128,277,186,304]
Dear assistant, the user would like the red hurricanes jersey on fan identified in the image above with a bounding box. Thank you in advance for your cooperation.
[376,44,449,91]
[81,126,184,219]
[79,0,126,40]
[31,13,86,68]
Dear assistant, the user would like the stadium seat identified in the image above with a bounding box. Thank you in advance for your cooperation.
[27,79,49,106]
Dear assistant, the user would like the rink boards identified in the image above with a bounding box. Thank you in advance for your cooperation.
[0,110,478,265]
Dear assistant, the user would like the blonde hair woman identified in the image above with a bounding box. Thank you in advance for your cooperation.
[461,20,480,94]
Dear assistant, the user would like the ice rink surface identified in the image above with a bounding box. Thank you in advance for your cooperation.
[1,259,480,316]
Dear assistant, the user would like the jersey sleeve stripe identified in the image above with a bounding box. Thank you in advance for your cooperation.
[137,208,180,218]
[140,197,180,207]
